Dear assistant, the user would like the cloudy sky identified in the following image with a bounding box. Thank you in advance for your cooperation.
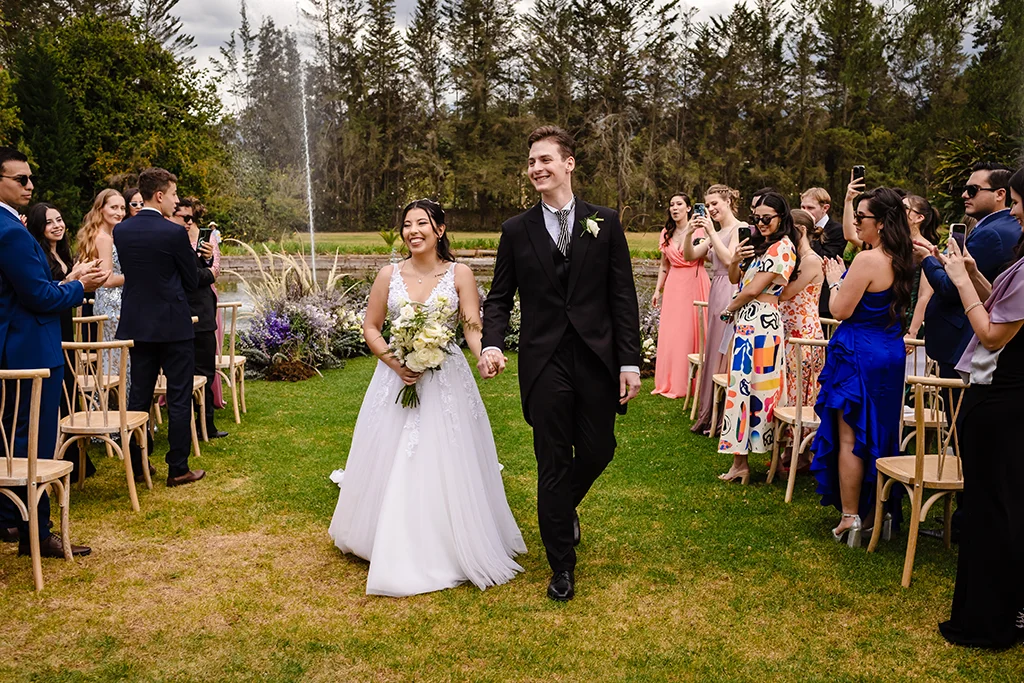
[177,0,736,77]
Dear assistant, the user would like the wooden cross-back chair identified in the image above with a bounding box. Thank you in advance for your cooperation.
[868,375,966,587]
[57,340,151,512]
[767,338,830,502]
[0,368,74,591]
[217,302,247,424]
[684,301,708,418]
[819,317,841,340]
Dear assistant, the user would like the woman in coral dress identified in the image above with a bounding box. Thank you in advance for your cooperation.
[651,194,711,398]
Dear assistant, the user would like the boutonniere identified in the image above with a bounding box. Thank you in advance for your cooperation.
[580,212,603,238]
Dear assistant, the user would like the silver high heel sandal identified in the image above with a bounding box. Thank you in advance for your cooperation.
[832,513,862,548]
[863,513,893,542]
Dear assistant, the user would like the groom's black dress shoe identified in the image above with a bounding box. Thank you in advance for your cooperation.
[547,570,575,601]
[573,511,581,547]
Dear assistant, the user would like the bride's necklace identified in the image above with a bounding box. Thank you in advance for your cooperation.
[407,262,445,284]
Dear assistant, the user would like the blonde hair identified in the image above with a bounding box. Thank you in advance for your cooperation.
[800,187,831,206]
[76,189,124,262]
[705,184,740,215]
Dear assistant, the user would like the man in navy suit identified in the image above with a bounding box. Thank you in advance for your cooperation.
[114,168,205,487]
[0,147,108,555]
[919,162,1021,430]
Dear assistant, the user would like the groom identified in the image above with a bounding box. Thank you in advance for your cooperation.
[480,126,641,601]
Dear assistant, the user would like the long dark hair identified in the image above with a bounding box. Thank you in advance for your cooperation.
[1008,167,1024,260]
[124,187,141,216]
[859,187,915,326]
[904,194,940,244]
[662,193,692,246]
[26,203,74,280]
[399,199,455,262]
[752,192,801,282]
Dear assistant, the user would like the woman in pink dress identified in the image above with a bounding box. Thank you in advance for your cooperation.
[651,193,711,398]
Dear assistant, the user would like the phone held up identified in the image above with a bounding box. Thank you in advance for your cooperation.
[737,225,752,244]
[852,165,866,184]
[196,227,214,263]
[693,203,707,218]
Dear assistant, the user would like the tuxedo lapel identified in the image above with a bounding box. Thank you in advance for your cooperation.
[566,199,592,299]
[524,203,566,297]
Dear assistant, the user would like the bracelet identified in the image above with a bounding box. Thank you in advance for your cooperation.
[829,282,841,290]
[964,301,984,315]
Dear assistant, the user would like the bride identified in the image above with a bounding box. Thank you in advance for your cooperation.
[328,199,527,597]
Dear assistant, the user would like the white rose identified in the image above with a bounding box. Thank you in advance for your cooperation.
[405,350,428,373]
[418,346,445,370]
[585,218,601,237]
[398,304,416,321]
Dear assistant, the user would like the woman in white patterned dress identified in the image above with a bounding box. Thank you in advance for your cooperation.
[329,199,526,597]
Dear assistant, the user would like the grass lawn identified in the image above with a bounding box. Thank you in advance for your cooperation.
[1,353,1021,681]
[225,231,665,259]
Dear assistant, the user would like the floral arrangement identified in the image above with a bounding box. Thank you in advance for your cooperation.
[388,296,457,407]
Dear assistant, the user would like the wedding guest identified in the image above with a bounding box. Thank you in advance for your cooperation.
[26,203,98,479]
[777,209,825,471]
[684,184,744,435]
[917,162,1019,432]
[124,188,143,218]
[801,187,846,316]
[0,147,107,554]
[115,167,205,487]
[171,198,226,439]
[206,221,226,409]
[937,166,1024,649]
[811,188,914,547]
[716,192,800,483]
[77,189,129,392]
[651,193,710,398]
[902,194,941,342]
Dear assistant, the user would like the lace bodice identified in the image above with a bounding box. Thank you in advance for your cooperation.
[387,262,460,329]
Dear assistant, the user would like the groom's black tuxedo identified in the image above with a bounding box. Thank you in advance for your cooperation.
[483,200,641,422]
[483,198,640,573]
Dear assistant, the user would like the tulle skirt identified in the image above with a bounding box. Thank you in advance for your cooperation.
[328,351,526,597]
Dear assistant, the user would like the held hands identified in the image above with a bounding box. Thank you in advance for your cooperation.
[619,371,641,405]
[477,348,507,379]
[823,257,846,287]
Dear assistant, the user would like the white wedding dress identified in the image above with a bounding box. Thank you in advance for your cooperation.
[328,263,526,596]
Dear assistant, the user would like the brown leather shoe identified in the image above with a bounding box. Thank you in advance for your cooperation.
[134,463,158,483]
[18,534,91,558]
[167,469,205,487]
[1,526,18,543]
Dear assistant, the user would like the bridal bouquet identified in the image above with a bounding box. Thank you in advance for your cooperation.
[389,297,455,408]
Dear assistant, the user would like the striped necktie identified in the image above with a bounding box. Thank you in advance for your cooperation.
[555,208,571,256]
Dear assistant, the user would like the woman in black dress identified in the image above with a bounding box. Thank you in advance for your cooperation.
[26,203,96,478]
[936,166,1024,648]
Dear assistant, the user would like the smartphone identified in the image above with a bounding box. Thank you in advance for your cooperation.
[196,227,213,251]
[949,223,966,237]
[852,165,866,183]
[737,225,752,243]
[693,203,707,218]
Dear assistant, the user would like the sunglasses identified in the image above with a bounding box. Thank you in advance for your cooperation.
[177,214,195,223]
[1,174,36,187]
[853,213,880,224]
[129,201,144,208]
[962,185,1002,199]
[748,214,778,226]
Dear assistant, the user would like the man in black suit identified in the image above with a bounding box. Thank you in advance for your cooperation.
[481,126,641,601]
[114,168,205,487]
[170,199,226,440]
[800,187,846,317]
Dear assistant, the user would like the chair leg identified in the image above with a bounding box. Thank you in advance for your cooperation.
[230,372,241,424]
[28,482,42,591]
[239,369,247,414]
[767,421,781,484]
[785,422,802,504]
[190,411,201,458]
[77,440,88,490]
[901,485,925,588]
[943,494,953,550]
[710,386,721,438]
[59,475,72,561]
[119,436,140,513]
[689,367,702,421]
[139,427,152,490]
[867,475,886,553]
[198,389,209,442]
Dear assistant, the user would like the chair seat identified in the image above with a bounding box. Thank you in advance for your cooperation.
[77,374,122,391]
[712,373,727,387]
[687,353,703,366]
[876,455,964,490]
[60,411,149,435]
[216,355,246,370]
[902,406,946,427]
[774,405,820,428]
[154,375,208,396]
[0,458,74,486]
